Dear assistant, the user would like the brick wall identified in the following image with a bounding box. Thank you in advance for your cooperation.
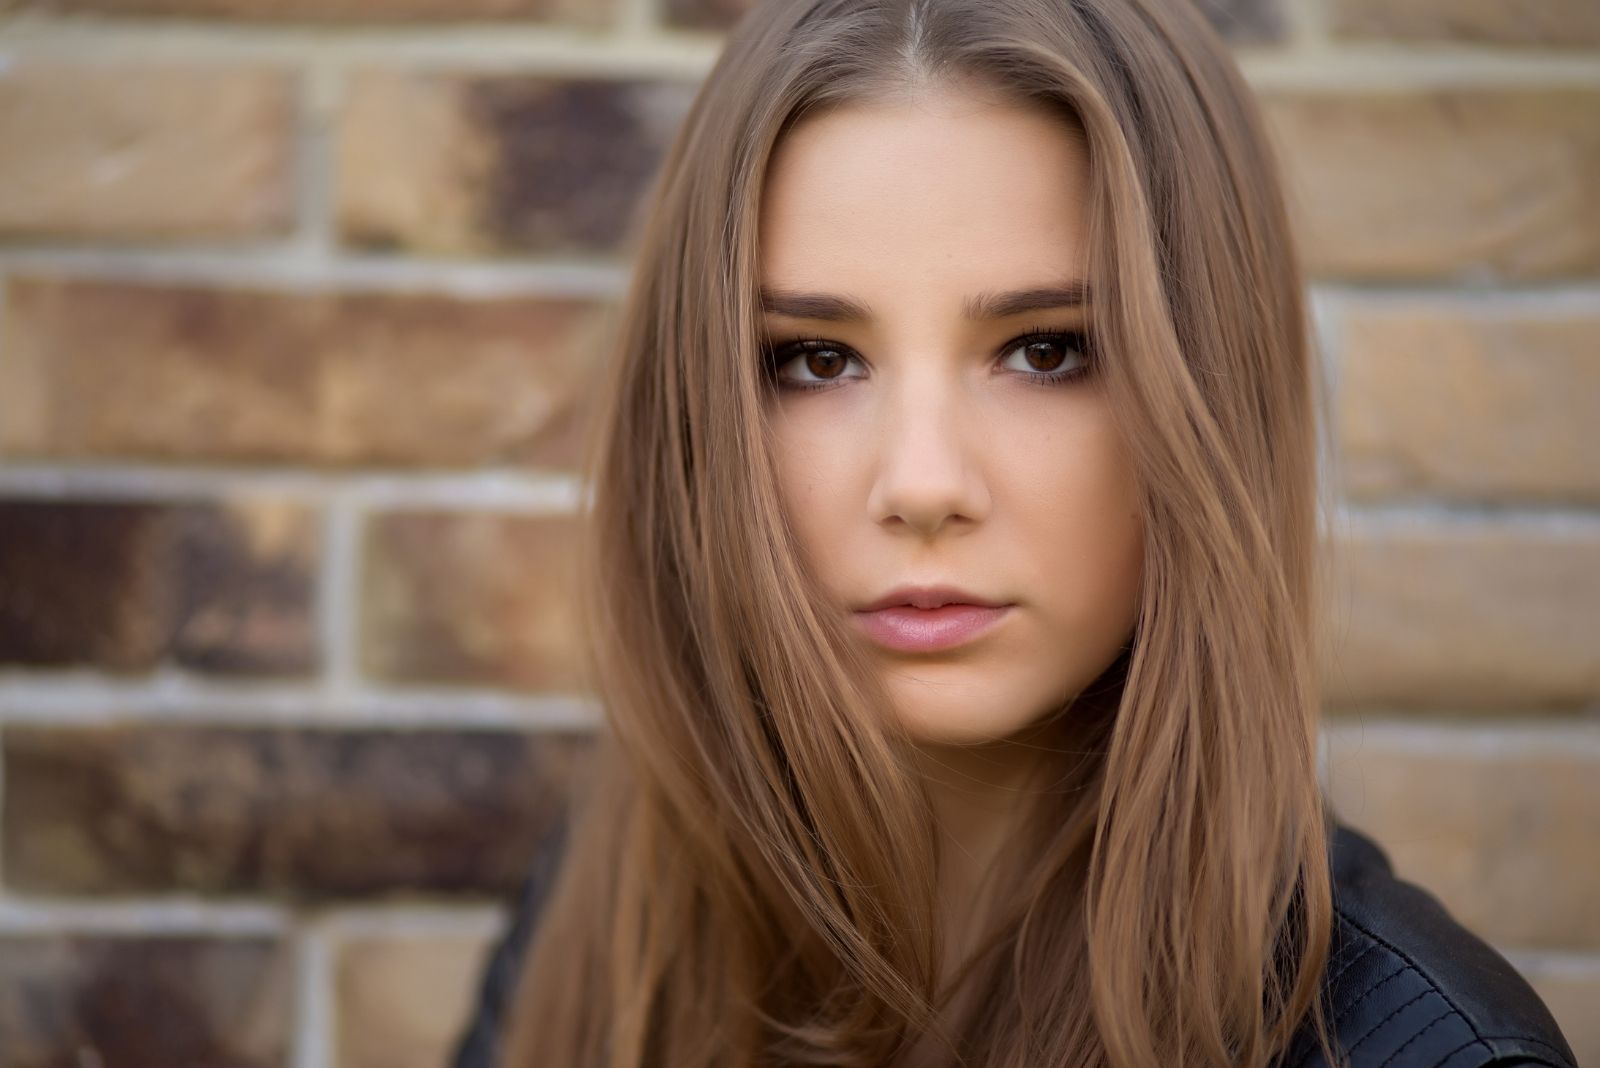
[0,1,1595,1064]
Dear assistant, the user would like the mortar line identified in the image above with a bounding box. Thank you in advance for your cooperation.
[0,246,632,296]
[290,59,341,258]
[0,682,602,729]
[319,496,363,697]
[291,921,334,1068]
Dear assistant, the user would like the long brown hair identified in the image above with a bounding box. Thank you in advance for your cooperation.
[502,1,1340,1065]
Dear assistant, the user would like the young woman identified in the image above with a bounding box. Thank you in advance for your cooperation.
[450,1,1576,1065]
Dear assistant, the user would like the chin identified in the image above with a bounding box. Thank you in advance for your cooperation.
[884,673,1059,747]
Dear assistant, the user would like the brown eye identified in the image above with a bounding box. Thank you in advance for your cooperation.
[1027,339,1067,371]
[999,330,1093,385]
[765,339,864,392]
[800,349,849,378]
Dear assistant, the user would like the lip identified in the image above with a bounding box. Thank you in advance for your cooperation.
[852,586,1013,654]
[858,585,1009,612]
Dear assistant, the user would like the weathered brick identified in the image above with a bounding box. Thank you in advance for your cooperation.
[336,70,698,255]
[0,62,293,242]
[19,0,615,22]
[1510,956,1600,1068]
[1329,0,1600,49]
[0,275,605,469]
[1319,518,1600,708]
[1337,301,1600,503]
[1,725,593,898]
[1323,722,1600,950]
[335,932,499,1068]
[662,0,1285,41]
[361,510,585,692]
[1260,88,1600,280]
[0,497,318,676]
[0,933,290,1066]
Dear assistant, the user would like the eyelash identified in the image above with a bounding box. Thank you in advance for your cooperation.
[760,323,1096,394]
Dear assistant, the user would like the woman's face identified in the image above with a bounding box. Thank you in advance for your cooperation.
[758,85,1145,746]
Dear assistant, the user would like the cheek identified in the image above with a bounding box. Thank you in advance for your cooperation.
[1010,413,1144,635]
[769,414,848,564]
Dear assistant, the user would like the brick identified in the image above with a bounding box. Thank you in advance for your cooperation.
[1509,956,1600,1068]
[335,932,499,1068]
[662,0,1285,41]
[1337,302,1600,503]
[1323,722,1600,950]
[0,274,604,469]
[1329,0,1600,49]
[361,510,585,691]
[1260,88,1600,280]
[336,70,698,255]
[0,62,293,242]
[19,0,616,22]
[0,933,290,1066]
[1319,518,1600,708]
[0,497,318,676]
[1,725,593,898]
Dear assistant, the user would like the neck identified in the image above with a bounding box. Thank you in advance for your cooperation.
[907,723,1056,971]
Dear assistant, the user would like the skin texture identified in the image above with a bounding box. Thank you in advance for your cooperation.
[758,84,1147,974]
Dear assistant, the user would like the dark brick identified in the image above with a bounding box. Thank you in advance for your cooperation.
[2,725,595,899]
[0,934,289,1068]
[663,0,1284,42]
[336,71,697,256]
[0,499,318,676]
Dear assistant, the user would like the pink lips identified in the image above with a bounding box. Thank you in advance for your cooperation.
[853,603,1012,653]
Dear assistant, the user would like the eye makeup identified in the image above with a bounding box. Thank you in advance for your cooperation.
[759,323,1096,394]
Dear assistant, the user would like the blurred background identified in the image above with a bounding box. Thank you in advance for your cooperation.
[0,0,1595,1065]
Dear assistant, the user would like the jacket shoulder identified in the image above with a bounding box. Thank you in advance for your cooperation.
[1282,823,1576,1068]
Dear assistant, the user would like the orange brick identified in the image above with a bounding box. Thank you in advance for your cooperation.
[1329,0,1600,48]
[1320,518,1600,708]
[0,62,293,242]
[1324,721,1600,950]
[361,510,587,692]
[1509,955,1600,1068]
[336,932,500,1068]
[18,0,615,21]
[0,275,606,470]
[1337,301,1600,503]
[1261,88,1600,280]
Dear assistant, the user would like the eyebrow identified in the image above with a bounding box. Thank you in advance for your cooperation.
[758,279,1093,323]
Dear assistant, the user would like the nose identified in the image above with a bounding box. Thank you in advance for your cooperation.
[866,373,992,537]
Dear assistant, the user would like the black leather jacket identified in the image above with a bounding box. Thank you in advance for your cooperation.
[449,822,1576,1068]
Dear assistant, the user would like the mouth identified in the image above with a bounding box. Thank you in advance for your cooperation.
[852,585,1013,653]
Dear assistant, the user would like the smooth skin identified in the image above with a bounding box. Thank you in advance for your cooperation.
[758,83,1146,991]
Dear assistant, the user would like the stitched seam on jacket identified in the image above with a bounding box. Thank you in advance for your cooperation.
[1428,1035,1485,1068]
[1332,905,1493,1066]
[1346,988,1432,1058]
[1332,963,1413,1031]
[1326,940,1382,995]
[1472,1034,1575,1067]
[1373,1006,1455,1068]
[1288,923,1384,1068]
[1290,956,1403,1068]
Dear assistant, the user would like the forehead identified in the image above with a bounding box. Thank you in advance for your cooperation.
[758,91,1091,301]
